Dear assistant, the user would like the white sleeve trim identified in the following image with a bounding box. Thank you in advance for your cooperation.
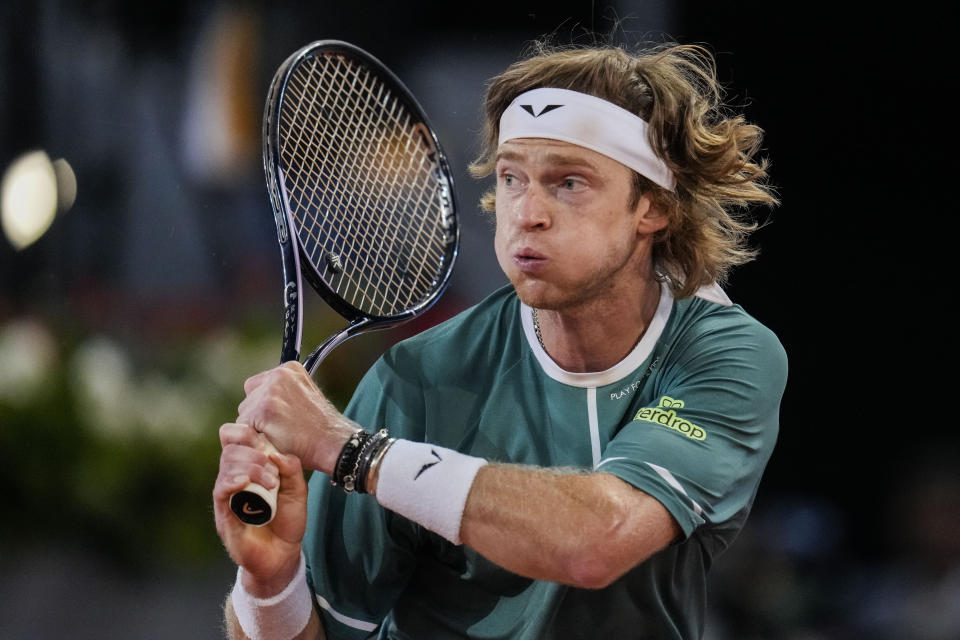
[314,594,379,632]
[644,461,704,516]
[596,457,705,516]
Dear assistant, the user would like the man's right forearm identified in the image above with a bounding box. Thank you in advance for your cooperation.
[224,593,325,640]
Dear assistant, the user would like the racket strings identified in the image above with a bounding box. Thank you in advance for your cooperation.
[283,64,390,303]
[277,53,450,316]
[286,66,392,305]
[292,78,437,313]
[326,68,447,304]
[281,68,402,309]
[317,63,436,307]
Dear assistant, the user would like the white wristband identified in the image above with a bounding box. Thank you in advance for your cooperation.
[375,439,487,544]
[232,552,312,640]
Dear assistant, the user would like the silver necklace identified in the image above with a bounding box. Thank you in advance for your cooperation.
[531,308,545,349]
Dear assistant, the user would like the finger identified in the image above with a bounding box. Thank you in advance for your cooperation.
[268,452,308,508]
[257,432,281,456]
[213,469,252,503]
[236,384,274,431]
[219,422,280,456]
[243,366,274,394]
[219,425,274,464]
[219,422,259,447]
[213,470,255,539]
[237,379,265,420]
[218,444,281,490]
[280,360,308,377]
[284,360,321,393]
[270,451,304,483]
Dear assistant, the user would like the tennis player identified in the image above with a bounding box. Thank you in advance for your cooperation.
[213,42,787,640]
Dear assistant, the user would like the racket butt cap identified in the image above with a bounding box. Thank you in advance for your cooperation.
[230,482,278,526]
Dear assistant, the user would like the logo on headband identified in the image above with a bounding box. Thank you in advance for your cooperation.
[520,104,564,118]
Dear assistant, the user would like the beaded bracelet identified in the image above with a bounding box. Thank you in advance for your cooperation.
[342,429,382,493]
[331,428,398,494]
[331,429,369,491]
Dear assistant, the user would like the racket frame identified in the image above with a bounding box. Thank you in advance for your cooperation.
[230,40,459,525]
[263,40,459,375]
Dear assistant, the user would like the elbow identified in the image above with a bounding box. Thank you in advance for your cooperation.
[565,553,622,589]
[551,475,677,589]
[562,514,636,589]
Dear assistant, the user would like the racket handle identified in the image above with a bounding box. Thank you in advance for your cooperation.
[229,437,281,526]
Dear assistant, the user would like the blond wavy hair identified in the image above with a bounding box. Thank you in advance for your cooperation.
[469,42,778,299]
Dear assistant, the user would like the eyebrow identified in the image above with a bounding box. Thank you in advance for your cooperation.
[495,149,601,173]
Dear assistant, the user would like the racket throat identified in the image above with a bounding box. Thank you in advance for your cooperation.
[302,319,373,376]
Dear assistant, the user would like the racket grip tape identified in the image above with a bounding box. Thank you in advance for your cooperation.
[229,436,281,526]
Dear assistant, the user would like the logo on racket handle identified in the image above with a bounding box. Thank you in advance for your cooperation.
[229,488,275,526]
[242,503,265,516]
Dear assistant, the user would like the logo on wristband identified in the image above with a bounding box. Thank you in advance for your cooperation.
[414,449,443,480]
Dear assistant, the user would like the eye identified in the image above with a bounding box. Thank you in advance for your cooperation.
[560,176,587,191]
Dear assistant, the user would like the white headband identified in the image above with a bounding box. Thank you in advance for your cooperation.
[498,87,676,191]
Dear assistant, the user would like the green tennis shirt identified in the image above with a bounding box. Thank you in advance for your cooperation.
[303,283,787,639]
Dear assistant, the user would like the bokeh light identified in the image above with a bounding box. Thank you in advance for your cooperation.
[0,151,75,250]
[1,151,59,250]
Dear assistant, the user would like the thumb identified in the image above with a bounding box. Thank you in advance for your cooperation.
[271,452,306,491]
[265,451,308,544]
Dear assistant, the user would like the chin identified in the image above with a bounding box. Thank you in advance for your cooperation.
[509,279,566,311]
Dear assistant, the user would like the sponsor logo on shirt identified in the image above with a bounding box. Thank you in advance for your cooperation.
[610,357,661,400]
[633,396,706,441]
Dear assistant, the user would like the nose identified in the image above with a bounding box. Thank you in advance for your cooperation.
[514,183,552,231]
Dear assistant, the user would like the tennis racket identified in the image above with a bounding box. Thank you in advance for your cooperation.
[230,40,459,525]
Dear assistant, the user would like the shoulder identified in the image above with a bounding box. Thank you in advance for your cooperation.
[667,290,788,377]
[385,284,520,364]
[352,285,520,392]
[344,285,521,437]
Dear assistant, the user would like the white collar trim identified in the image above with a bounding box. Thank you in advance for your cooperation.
[520,281,732,387]
[520,283,674,388]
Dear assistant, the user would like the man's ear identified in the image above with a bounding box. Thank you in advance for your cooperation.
[634,193,668,235]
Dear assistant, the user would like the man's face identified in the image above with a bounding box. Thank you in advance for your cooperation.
[494,138,658,311]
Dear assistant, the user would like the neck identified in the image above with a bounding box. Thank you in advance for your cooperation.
[534,277,662,373]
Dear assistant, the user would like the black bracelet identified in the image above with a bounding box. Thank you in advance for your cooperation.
[331,429,370,491]
[355,429,390,494]
[343,429,381,494]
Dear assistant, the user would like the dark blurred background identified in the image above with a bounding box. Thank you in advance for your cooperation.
[1,1,955,638]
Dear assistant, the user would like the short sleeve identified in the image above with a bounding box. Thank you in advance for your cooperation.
[598,319,787,541]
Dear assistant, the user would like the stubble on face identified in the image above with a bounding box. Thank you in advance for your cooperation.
[505,231,646,313]
[492,139,655,316]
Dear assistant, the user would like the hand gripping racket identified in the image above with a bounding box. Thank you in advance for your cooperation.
[230,40,459,525]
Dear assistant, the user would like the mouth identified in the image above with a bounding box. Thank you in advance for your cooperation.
[513,248,547,271]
